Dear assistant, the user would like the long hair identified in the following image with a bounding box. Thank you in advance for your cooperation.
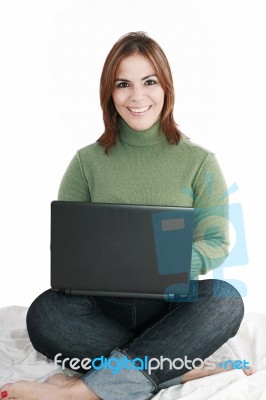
[97,31,182,153]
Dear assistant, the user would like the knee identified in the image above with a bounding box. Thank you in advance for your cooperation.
[26,289,57,351]
[198,279,244,333]
[27,289,56,326]
[212,279,244,333]
[26,290,98,352]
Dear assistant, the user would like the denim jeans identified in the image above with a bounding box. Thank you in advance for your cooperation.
[26,279,244,400]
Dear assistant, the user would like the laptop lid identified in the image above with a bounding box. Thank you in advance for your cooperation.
[51,201,195,300]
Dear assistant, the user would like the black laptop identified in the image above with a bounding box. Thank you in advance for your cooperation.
[50,201,195,300]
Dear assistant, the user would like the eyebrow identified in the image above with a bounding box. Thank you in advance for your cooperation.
[114,74,157,82]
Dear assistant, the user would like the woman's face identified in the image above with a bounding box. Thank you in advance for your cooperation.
[112,53,165,131]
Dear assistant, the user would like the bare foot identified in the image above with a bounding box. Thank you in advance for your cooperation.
[181,362,255,383]
[45,373,78,386]
[0,377,101,400]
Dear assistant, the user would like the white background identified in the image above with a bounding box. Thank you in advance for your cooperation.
[0,0,265,312]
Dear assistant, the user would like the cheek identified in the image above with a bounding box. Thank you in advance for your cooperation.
[156,89,165,109]
[112,91,126,108]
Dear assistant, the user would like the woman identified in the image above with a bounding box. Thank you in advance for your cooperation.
[0,31,246,400]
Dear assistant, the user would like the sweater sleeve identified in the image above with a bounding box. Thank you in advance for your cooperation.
[190,153,229,279]
[57,151,91,202]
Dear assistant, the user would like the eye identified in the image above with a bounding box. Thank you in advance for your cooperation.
[144,79,157,86]
[116,81,130,88]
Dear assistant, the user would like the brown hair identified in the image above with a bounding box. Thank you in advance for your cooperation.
[97,31,182,153]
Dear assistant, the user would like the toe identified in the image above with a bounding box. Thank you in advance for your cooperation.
[1,383,15,399]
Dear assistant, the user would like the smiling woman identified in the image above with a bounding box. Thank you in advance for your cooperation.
[98,31,182,152]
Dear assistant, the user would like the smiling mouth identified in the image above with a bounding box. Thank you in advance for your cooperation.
[128,106,152,114]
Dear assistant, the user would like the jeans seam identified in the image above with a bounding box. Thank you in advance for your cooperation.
[127,304,183,349]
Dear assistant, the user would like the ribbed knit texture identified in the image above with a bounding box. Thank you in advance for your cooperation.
[58,119,229,278]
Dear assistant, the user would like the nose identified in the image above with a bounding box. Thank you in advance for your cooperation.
[129,85,145,102]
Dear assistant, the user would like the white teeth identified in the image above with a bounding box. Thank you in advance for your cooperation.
[128,106,150,113]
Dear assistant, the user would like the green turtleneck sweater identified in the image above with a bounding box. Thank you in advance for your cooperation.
[58,119,229,279]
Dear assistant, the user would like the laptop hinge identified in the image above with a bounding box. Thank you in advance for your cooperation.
[167,294,175,301]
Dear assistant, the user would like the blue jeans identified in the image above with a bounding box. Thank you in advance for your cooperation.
[26,279,244,400]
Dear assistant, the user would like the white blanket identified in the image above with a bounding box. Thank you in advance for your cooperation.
[1,306,266,399]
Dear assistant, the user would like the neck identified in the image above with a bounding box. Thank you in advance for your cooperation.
[118,118,166,146]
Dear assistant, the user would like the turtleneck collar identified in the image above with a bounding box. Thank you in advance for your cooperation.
[118,118,166,146]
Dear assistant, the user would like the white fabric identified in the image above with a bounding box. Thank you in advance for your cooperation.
[0,306,266,399]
